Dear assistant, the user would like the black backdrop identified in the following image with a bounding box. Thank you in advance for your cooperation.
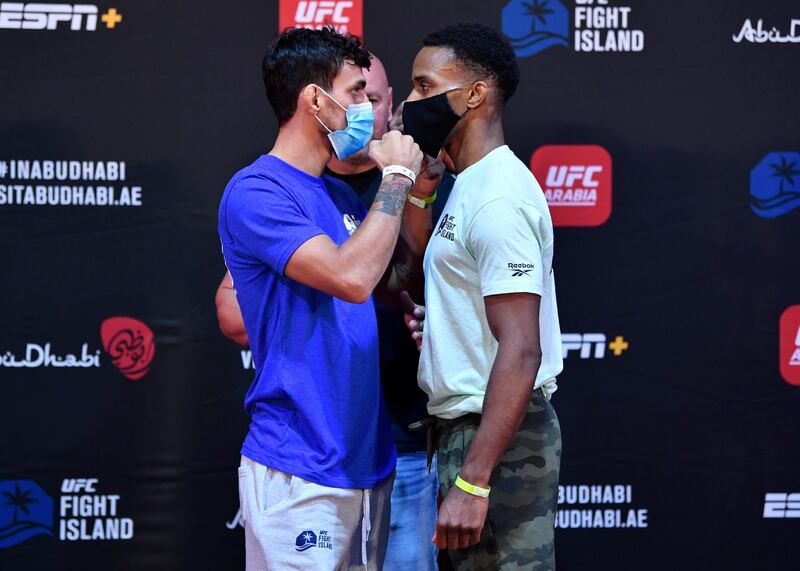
[1,1,799,569]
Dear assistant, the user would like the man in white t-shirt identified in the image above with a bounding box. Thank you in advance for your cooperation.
[401,23,563,570]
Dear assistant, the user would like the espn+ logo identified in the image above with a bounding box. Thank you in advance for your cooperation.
[531,145,612,227]
[0,3,122,31]
[763,493,800,518]
[279,0,362,36]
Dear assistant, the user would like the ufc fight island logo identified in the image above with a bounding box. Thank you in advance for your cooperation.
[279,1,362,36]
[0,3,122,31]
[531,145,612,227]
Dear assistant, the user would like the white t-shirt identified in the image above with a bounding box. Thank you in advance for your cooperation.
[418,145,563,420]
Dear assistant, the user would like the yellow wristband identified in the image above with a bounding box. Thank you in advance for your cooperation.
[407,190,437,209]
[455,474,491,498]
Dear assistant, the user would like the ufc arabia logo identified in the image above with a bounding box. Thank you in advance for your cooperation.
[279,1,362,36]
[763,493,800,518]
[545,165,603,205]
[531,145,612,227]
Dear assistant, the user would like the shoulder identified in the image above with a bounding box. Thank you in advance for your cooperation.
[463,149,547,218]
[224,158,295,210]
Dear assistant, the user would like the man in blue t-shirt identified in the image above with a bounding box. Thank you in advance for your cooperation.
[217,52,449,570]
[218,28,437,570]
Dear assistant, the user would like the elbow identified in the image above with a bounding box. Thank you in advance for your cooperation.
[501,340,542,371]
[215,297,250,347]
[218,318,249,348]
[523,346,543,373]
[336,272,373,304]
[338,285,372,304]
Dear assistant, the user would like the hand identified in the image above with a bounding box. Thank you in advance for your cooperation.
[400,290,425,351]
[411,152,445,200]
[433,486,489,550]
[368,130,423,176]
[389,101,404,133]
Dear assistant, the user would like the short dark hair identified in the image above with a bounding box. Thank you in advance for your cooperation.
[423,23,519,104]
[262,27,371,125]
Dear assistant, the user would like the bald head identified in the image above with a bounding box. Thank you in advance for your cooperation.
[328,52,394,173]
[363,54,392,140]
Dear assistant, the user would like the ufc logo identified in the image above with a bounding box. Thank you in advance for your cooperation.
[545,165,603,188]
[0,3,98,30]
[791,326,800,366]
[562,333,606,359]
[763,493,800,518]
[294,1,353,24]
[61,478,98,493]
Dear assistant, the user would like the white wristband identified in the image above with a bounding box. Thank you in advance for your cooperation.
[383,165,416,186]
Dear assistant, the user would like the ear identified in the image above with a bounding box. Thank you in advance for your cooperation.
[386,86,394,125]
[300,84,321,116]
[466,81,489,109]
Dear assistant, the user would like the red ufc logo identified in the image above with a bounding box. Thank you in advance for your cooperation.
[530,145,612,227]
[279,1,363,37]
[780,305,800,386]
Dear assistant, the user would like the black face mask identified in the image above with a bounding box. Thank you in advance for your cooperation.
[402,88,468,157]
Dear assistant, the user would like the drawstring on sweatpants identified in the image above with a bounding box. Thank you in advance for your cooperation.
[361,488,371,568]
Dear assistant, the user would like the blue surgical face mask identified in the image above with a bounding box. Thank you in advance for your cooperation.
[313,86,374,160]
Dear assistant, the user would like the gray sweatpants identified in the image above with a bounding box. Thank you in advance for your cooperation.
[238,455,394,570]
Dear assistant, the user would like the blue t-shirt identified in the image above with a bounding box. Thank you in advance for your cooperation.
[218,154,396,489]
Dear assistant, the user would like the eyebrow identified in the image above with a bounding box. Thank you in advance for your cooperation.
[353,79,367,90]
[412,74,431,84]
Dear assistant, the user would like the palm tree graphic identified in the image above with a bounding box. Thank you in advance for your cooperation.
[523,0,555,34]
[3,483,38,524]
[770,155,799,195]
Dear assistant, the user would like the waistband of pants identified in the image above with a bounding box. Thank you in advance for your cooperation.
[409,387,546,471]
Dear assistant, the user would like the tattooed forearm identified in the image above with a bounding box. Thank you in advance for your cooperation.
[373,175,411,216]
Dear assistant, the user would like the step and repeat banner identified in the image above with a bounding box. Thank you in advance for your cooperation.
[1,1,798,569]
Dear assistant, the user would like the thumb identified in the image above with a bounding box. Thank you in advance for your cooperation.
[399,290,418,313]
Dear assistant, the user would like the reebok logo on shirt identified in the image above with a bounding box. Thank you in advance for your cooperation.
[508,262,535,277]
[435,214,456,242]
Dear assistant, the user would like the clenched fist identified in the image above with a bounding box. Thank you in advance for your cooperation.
[368,130,423,176]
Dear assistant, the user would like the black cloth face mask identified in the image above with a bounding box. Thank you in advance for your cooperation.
[402,88,469,157]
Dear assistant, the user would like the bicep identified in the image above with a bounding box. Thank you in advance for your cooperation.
[284,234,355,300]
[484,293,542,350]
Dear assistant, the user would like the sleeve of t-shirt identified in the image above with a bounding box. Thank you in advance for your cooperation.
[223,174,325,274]
[465,197,547,298]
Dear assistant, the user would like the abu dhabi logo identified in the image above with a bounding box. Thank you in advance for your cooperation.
[0,481,53,548]
[750,152,800,218]
[100,317,155,381]
[502,0,569,58]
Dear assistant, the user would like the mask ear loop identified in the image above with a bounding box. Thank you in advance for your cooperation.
[311,84,347,134]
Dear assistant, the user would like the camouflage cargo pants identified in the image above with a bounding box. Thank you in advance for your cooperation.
[435,391,562,571]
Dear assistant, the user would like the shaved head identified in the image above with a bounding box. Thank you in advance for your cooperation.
[329,52,394,172]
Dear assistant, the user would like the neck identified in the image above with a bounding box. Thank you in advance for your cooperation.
[446,113,505,174]
[327,156,376,176]
[269,119,331,177]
